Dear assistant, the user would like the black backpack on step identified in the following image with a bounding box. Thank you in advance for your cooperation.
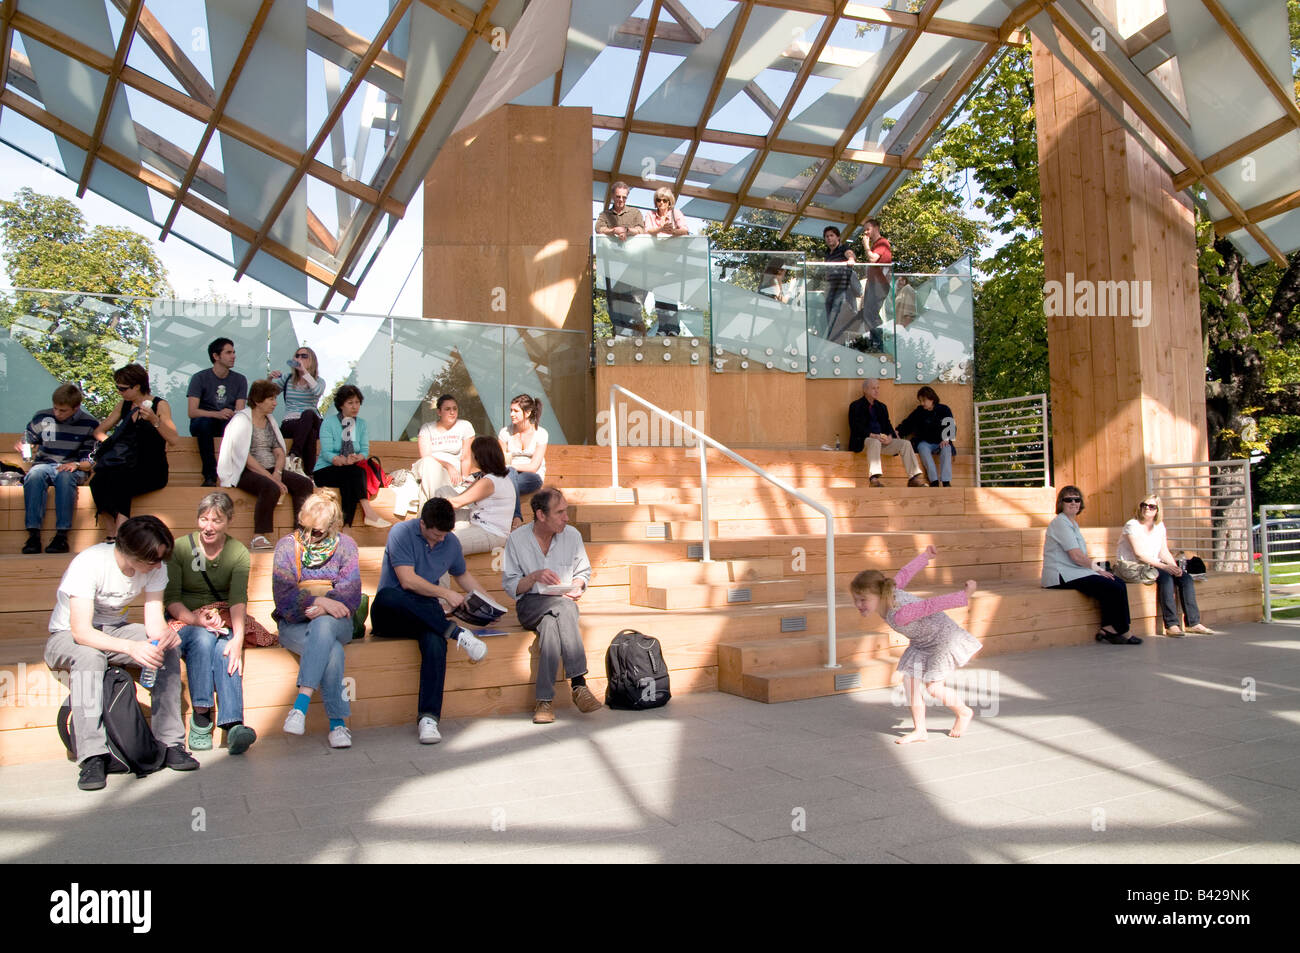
[57,666,168,777]
[605,629,671,710]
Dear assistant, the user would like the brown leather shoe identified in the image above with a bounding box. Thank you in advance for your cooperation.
[907,473,929,487]
[868,475,883,487]
[572,684,602,713]
[532,700,555,724]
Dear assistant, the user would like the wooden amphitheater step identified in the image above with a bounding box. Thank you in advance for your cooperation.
[629,558,805,609]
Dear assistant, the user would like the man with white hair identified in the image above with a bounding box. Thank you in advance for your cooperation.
[848,378,928,488]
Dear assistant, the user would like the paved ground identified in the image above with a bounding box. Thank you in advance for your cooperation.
[4,622,1300,864]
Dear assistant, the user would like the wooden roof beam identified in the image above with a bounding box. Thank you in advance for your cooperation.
[234,0,412,281]
[417,0,508,45]
[306,7,406,82]
[1122,12,1169,60]
[779,0,941,239]
[722,0,848,229]
[1171,115,1296,191]
[0,88,354,296]
[0,0,16,128]
[1212,187,1300,236]
[602,0,664,211]
[76,0,144,198]
[595,167,854,224]
[1199,0,1300,129]
[107,0,214,106]
[158,0,274,241]
[318,0,500,313]
[9,11,403,216]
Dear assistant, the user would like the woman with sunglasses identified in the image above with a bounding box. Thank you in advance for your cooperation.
[89,363,179,540]
[272,490,362,748]
[643,187,689,236]
[1119,495,1212,637]
[270,345,325,472]
[44,516,197,790]
[1042,485,1137,644]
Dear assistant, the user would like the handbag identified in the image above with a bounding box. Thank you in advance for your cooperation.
[356,456,391,498]
[170,534,277,646]
[1114,557,1158,585]
[90,418,137,470]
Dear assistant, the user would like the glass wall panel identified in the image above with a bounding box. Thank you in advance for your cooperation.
[892,270,974,385]
[593,235,711,340]
[504,326,591,446]
[708,249,806,373]
[388,317,502,443]
[804,261,894,381]
[278,308,390,428]
[146,299,268,420]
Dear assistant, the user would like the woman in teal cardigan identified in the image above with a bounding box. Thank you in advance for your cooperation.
[311,385,390,528]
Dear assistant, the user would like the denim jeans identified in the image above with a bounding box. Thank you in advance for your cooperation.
[24,463,84,530]
[507,468,543,521]
[916,441,952,483]
[1156,569,1200,628]
[369,587,458,719]
[177,625,245,727]
[276,614,353,719]
[190,417,229,482]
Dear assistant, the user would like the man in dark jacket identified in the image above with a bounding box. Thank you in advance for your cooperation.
[847,378,928,488]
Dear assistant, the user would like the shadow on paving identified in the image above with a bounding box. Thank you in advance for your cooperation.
[2,622,1300,863]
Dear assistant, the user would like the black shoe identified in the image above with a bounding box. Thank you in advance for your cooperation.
[22,534,41,555]
[942,481,951,487]
[45,534,69,554]
[78,755,108,791]
[164,745,200,771]
[930,480,940,487]
[201,476,218,487]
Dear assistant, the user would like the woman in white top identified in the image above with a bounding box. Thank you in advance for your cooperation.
[1118,494,1211,636]
[498,393,548,527]
[439,436,516,555]
[413,394,475,504]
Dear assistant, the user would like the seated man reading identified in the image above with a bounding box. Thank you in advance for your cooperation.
[369,498,491,745]
[502,486,602,724]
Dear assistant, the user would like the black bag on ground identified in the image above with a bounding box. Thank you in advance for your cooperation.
[56,666,168,777]
[604,629,671,710]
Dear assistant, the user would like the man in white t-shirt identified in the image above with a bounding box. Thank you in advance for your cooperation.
[43,516,198,791]
[501,487,600,724]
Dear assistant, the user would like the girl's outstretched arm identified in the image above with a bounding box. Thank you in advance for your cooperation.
[892,586,970,628]
[894,544,938,589]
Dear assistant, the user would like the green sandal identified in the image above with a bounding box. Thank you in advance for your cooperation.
[226,724,257,756]
[188,719,214,751]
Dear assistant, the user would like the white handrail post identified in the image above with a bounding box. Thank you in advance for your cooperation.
[698,438,711,562]
[609,386,618,490]
[1260,505,1271,623]
[974,402,983,487]
[1040,393,1049,486]
[825,514,837,667]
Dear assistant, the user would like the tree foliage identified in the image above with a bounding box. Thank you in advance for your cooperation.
[0,188,171,417]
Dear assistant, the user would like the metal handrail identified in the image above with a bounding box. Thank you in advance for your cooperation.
[1259,504,1300,624]
[608,384,841,668]
[974,393,1049,487]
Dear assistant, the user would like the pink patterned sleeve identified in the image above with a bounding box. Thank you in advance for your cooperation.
[892,589,969,628]
[893,551,932,589]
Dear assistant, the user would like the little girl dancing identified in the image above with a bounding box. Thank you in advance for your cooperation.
[851,545,982,743]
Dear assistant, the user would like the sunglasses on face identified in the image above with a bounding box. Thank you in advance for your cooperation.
[298,526,328,540]
[294,352,310,359]
[116,384,131,392]
[1062,497,1082,504]
[1140,503,1158,510]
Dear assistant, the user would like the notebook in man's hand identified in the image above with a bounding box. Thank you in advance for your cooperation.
[450,592,507,627]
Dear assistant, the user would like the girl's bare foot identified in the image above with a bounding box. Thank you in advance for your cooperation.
[896,730,928,745]
[949,705,973,738]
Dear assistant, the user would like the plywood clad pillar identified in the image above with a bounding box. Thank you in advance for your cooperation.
[1032,21,1208,527]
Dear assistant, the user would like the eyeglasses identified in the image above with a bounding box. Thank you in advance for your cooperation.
[1062,497,1083,504]
[1139,503,1158,510]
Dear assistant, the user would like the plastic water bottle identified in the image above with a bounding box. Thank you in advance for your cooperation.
[141,640,159,689]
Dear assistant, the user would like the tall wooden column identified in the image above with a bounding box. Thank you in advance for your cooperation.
[1032,18,1208,527]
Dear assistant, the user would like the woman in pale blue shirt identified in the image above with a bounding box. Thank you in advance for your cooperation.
[1041,485,1136,645]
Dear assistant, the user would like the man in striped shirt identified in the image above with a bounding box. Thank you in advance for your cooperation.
[18,383,99,554]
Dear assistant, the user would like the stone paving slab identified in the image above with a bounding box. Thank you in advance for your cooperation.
[2,621,1298,863]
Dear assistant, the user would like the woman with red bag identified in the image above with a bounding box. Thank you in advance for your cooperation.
[164,492,258,756]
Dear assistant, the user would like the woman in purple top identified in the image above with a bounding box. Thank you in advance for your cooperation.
[851,546,981,744]
[271,489,361,748]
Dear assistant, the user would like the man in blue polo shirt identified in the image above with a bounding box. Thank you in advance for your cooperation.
[369,497,491,744]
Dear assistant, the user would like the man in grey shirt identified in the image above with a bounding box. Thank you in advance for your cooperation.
[502,486,601,724]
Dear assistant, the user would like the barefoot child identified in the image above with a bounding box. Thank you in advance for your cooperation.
[851,545,981,743]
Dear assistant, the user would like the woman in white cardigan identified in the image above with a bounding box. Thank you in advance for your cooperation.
[217,379,315,550]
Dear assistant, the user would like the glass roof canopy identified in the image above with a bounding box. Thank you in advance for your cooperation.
[1,0,1297,312]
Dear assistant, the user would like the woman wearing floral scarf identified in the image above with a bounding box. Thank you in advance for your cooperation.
[272,490,363,748]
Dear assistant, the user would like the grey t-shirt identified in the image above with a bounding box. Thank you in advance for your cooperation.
[187,368,248,413]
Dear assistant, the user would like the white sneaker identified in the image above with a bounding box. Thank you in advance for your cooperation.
[251,535,274,551]
[283,708,306,735]
[417,716,441,744]
[328,725,352,748]
[455,628,487,663]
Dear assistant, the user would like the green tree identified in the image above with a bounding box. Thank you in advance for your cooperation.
[0,188,171,417]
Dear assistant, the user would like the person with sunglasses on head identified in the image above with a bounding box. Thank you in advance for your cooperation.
[1118,495,1213,637]
[44,516,198,791]
[272,490,362,748]
[1042,486,1137,645]
[89,363,178,542]
[270,345,326,473]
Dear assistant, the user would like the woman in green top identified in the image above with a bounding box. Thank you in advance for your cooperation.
[164,492,257,754]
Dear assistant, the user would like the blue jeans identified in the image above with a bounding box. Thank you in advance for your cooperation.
[177,625,245,727]
[1156,569,1200,628]
[276,615,353,720]
[507,468,543,521]
[916,441,952,483]
[370,587,456,719]
[24,463,84,531]
[189,416,229,482]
